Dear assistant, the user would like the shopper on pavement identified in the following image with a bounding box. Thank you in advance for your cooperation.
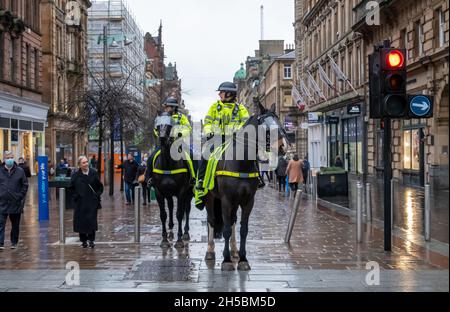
[286,154,304,194]
[0,151,29,251]
[137,156,149,206]
[18,157,31,178]
[275,155,288,192]
[335,155,344,168]
[116,153,139,205]
[70,156,103,249]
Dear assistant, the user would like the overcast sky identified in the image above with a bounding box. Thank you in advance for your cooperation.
[129,0,295,121]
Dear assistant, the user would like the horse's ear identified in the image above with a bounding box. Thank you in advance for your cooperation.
[270,103,276,113]
[253,96,266,115]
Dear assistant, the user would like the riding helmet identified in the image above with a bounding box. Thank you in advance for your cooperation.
[164,97,179,107]
[217,82,237,93]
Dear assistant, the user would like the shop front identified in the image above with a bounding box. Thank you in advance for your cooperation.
[0,92,48,175]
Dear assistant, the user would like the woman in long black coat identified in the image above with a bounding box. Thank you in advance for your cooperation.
[71,156,103,248]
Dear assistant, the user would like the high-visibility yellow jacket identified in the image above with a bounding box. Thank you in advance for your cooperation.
[154,112,192,138]
[203,101,249,136]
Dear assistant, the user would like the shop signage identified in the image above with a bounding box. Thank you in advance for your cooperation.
[38,156,49,221]
[12,105,22,113]
[347,104,361,115]
[307,112,323,123]
[326,116,340,124]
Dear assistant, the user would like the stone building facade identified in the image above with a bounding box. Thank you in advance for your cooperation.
[0,0,47,172]
[353,0,449,189]
[41,0,91,168]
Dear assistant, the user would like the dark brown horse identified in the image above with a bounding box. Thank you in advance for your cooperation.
[204,102,288,271]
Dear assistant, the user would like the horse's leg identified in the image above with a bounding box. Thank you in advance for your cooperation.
[221,198,235,271]
[182,193,192,241]
[205,223,216,261]
[156,191,170,248]
[174,194,185,248]
[237,197,254,271]
[230,223,239,259]
[167,196,174,240]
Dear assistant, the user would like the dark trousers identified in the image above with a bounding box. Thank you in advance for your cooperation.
[260,171,271,182]
[79,232,96,242]
[124,181,135,203]
[289,183,299,193]
[277,176,286,191]
[141,182,148,204]
[0,213,21,246]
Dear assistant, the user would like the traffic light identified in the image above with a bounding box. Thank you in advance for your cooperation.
[381,48,407,117]
[369,47,407,118]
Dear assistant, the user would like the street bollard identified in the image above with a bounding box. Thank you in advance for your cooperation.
[356,182,363,243]
[285,190,302,243]
[312,175,318,201]
[289,189,295,206]
[391,179,394,229]
[424,184,431,241]
[59,188,65,244]
[365,182,372,222]
[134,186,142,243]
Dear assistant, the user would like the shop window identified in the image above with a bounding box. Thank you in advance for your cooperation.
[0,117,10,129]
[11,119,18,129]
[19,120,32,130]
[403,129,420,170]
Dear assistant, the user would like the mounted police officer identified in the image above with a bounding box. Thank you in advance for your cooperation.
[195,82,265,210]
[146,97,192,185]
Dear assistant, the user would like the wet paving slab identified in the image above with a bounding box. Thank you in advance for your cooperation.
[0,178,448,291]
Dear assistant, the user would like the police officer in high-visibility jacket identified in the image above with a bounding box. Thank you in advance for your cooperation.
[195,82,264,210]
[146,97,192,185]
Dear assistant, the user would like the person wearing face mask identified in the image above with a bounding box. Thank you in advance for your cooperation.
[0,151,29,251]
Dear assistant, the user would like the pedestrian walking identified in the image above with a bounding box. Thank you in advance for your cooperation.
[0,151,29,251]
[275,155,288,192]
[89,155,98,169]
[286,154,304,193]
[335,155,344,168]
[116,153,139,205]
[70,156,103,249]
[137,157,149,206]
[302,155,310,192]
[18,157,31,178]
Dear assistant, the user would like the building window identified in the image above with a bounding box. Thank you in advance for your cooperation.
[437,8,446,47]
[0,32,3,79]
[9,38,15,82]
[415,21,424,57]
[26,44,31,87]
[284,64,292,79]
[34,48,39,90]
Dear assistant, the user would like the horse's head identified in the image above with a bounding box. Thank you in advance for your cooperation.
[253,97,290,155]
[155,113,175,148]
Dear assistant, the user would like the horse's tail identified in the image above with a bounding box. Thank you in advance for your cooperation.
[213,198,223,239]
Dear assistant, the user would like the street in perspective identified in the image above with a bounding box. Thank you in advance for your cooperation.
[0,0,448,295]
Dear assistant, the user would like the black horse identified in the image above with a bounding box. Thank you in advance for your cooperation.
[204,102,288,271]
[150,113,193,249]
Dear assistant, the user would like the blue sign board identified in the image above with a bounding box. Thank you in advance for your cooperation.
[37,156,49,221]
[409,95,432,118]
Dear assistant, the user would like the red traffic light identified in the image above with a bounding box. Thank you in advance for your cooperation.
[386,50,404,69]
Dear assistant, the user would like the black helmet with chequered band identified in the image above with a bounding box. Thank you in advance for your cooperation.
[164,97,179,107]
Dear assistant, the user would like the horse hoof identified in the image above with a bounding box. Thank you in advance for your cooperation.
[160,240,171,249]
[221,262,235,271]
[205,252,215,261]
[231,250,239,259]
[182,233,191,241]
[168,232,174,240]
[237,261,251,271]
[174,240,184,249]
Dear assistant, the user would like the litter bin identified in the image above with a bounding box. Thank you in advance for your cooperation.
[49,176,75,209]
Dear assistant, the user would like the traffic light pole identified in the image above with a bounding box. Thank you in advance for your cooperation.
[383,117,392,251]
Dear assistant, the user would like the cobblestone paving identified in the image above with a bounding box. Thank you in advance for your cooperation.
[0,178,448,292]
